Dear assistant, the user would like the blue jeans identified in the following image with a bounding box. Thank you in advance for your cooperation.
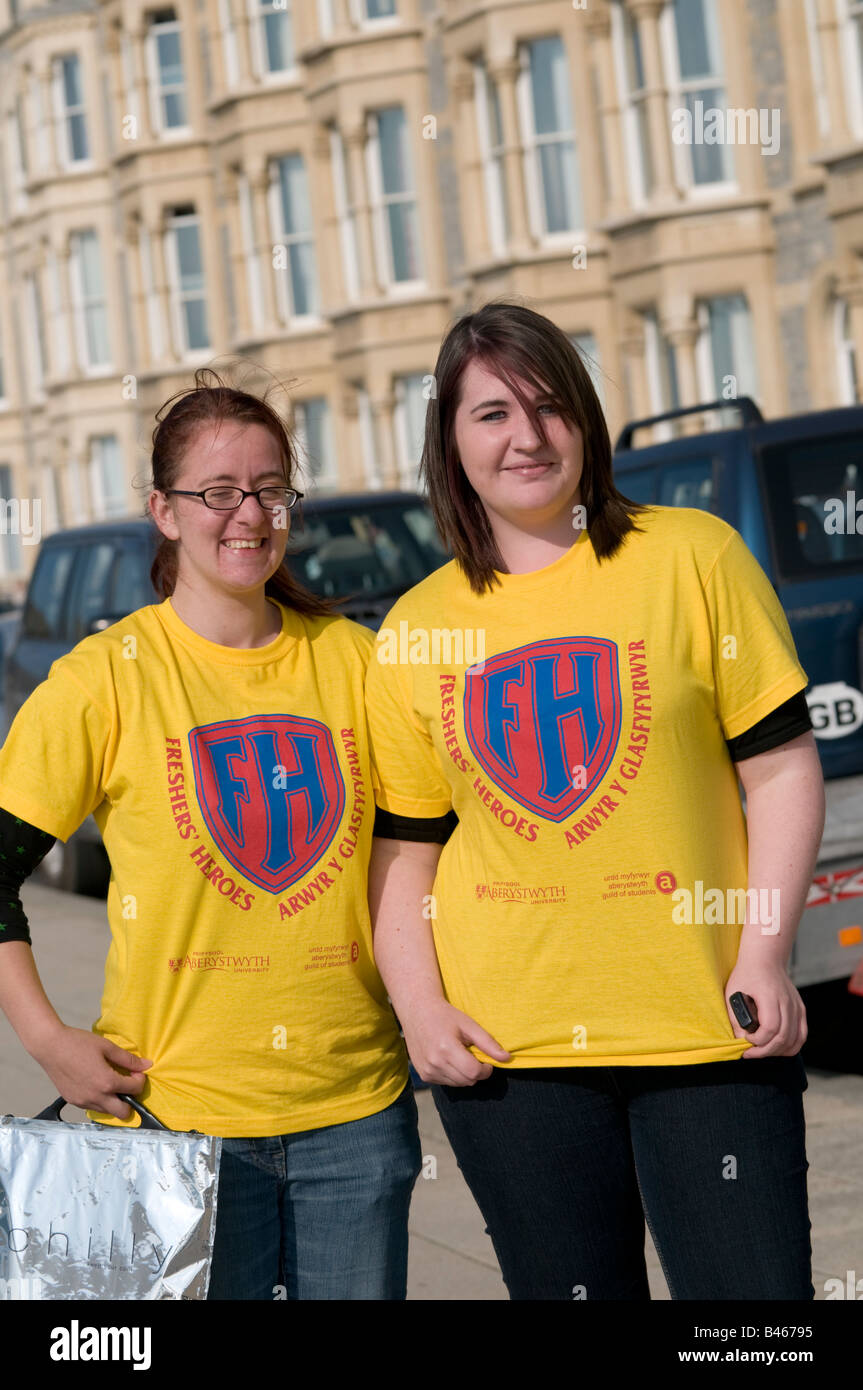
[432,1056,813,1301]
[206,1084,422,1300]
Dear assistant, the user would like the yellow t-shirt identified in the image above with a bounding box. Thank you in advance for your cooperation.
[365,506,809,1067]
[0,599,407,1135]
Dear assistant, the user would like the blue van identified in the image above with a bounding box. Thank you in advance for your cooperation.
[613,398,863,991]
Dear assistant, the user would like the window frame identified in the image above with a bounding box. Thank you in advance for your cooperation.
[516,35,584,242]
[365,106,424,292]
[248,0,297,81]
[69,229,112,374]
[164,209,211,356]
[52,53,91,169]
[268,153,320,322]
[294,397,336,489]
[661,0,736,197]
[146,11,190,137]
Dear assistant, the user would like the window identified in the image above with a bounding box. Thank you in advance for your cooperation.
[251,0,295,77]
[570,333,605,411]
[148,10,188,132]
[393,373,428,483]
[294,398,335,486]
[330,127,360,299]
[657,459,715,510]
[763,434,863,575]
[53,54,90,165]
[349,0,397,22]
[270,154,319,318]
[317,0,335,38]
[519,36,583,235]
[614,466,657,503]
[69,230,111,370]
[474,59,510,256]
[695,293,758,408]
[643,309,681,441]
[166,209,210,352]
[67,541,119,641]
[285,501,445,604]
[367,106,422,285]
[0,463,22,579]
[664,0,733,189]
[218,0,239,87]
[839,0,863,137]
[89,436,127,518]
[835,298,860,405]
[612,1,653,203]
[23,544,76,638]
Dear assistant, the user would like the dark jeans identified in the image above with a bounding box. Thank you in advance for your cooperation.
[206,1085,422,1300]
[432,1056,812,1301]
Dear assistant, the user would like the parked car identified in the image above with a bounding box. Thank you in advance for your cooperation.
[612,396,863,992]
[2,490,448,894]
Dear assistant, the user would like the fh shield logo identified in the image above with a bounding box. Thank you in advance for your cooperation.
[189,716,345,894]
[464,638,621,822]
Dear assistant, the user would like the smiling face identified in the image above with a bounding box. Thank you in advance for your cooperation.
[452,359,584,536]
[148,419,291,600]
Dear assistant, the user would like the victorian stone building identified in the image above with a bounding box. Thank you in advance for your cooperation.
[0,0,860,592]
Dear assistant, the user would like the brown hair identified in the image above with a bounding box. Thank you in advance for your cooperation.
[149,367,332,615]
[420,300,650,594]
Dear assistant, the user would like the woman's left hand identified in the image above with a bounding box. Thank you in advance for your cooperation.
[724,961,808,1058]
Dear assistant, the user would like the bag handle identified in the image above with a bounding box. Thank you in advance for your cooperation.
[33,1094,169,1131]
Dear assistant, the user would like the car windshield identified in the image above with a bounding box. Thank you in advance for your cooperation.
[761,434,863,577]
[285,501,447,599]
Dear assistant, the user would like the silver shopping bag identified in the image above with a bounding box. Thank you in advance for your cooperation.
[0,1094,221,1300]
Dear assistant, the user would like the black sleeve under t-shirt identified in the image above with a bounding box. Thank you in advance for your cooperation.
[0,812,57,946]
[372,690,814,845]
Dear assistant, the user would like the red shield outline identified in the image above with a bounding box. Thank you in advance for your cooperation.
[463,638,621,822]
[188,715,345,894]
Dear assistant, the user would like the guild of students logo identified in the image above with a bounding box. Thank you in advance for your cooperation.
[188,715,345,894]
[464,637,622,822]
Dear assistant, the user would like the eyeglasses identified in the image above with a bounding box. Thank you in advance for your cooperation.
[163,486,303,511]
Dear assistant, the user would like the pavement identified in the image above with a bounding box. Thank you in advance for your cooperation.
[2,881,863,1300]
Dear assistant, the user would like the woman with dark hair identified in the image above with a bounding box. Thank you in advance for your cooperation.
[0,370,421,1300]
[366,301,823,1300]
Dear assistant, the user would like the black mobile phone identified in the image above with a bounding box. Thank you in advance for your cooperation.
[729,991,760,1032]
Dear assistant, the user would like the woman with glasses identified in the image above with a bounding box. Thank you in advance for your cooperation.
[0,371,421,1299]
[366,302,822,1300]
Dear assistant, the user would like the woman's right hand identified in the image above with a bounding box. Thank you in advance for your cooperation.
[402,998,511,1085]
[32,1024,153,1120]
